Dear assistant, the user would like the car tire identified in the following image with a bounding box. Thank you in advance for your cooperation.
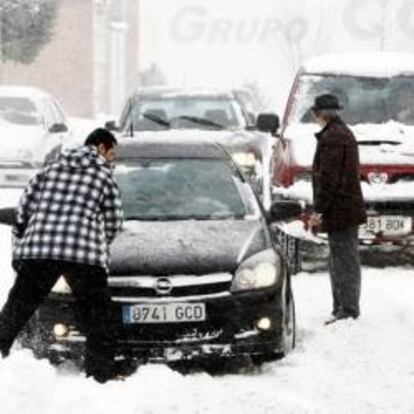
[251,291,296,366]
[282,291,296,354]
[18,316,47,358]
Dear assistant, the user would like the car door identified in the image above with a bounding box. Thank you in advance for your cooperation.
[40,98,68,160]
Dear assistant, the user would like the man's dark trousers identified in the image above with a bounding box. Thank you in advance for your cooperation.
[328,226,361,318]
[0,260,115,382]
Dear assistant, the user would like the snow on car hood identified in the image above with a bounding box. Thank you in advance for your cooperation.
[0,122,46,162]
[109,219,268,275]
[122,129,268,154]
[274,180,414,204]
[285,121,414,167]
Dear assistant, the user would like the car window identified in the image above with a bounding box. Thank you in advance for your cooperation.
[290,74,414,126]
[127,96,246,131]
[42,98,66,126]
[0,96,42,126]
[39,98,57,127]
[50,99,66,124]
[115,159,258,220]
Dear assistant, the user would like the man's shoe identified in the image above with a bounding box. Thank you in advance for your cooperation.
[0,338,11,358]
[0,346,10,359]
[324,311,358,326]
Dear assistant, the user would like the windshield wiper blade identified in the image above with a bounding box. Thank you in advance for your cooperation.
[143,113,170,127]
[177,115,224,129]
[358,140,401,146]
[124,214,244,221]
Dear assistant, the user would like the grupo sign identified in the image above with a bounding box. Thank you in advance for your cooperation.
[170,5,307,44]
[170,0,414,45]
[343,0,414,39]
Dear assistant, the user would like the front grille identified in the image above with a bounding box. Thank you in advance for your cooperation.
[365,201,414,215]
[108,273,233,300]
[389,173,414,184]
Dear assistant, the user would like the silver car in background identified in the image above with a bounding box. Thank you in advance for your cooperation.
[0,86,71,188]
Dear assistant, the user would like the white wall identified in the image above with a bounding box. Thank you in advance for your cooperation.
[139,0,414,114]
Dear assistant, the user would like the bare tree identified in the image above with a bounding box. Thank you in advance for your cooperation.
[0,0,58,65]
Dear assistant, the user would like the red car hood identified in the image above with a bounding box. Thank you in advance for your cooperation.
[286,122,414,168]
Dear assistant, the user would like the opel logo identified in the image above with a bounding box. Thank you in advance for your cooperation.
[155,277,173,295]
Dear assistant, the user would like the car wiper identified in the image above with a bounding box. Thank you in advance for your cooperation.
[124,214,244,221]
[176,115,224,129]
[125,215,165,221]
[208,213,246,220]
[143,113,170,127]
[358,140,401,146]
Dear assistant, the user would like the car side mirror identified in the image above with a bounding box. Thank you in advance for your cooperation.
[0,208,16,226]
[269,200,302,223]
[49,123,68,134]
[256,113,280,134]
[105,120,120,132]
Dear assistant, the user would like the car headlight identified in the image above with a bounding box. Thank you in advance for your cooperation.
[231,249,282,292]
[232,151,257,168]
[367,172,388,185]
[51,276,72,294]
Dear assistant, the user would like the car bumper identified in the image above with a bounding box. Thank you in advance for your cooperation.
[0,167,38,188]
[273,184,414,245]
[27,288,286,362]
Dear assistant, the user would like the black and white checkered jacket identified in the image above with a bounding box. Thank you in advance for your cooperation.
[13,145,123,270]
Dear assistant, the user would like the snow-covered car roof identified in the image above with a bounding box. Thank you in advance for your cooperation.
[117,137,230,160]
[0,85,51,101]
[132,86,235,100]
[303,52,414,78]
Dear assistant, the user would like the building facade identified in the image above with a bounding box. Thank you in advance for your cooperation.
[0,0,140,118]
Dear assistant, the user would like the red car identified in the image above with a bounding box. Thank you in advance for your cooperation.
[261,52,414,248]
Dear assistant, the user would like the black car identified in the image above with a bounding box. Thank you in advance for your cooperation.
[0,139,300,366]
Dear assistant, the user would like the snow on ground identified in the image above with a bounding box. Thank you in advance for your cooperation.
[0,218,413,414]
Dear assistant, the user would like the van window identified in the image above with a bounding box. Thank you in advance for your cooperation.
[290,74,414,126]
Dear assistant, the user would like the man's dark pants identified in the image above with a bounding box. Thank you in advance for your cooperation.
[0,259,115,382]
[328,226,361,318]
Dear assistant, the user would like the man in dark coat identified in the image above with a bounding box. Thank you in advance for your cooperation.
[308,94,367,324]
[0,128,123,382]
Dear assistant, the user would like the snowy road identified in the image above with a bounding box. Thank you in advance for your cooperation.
[0,224,413,414]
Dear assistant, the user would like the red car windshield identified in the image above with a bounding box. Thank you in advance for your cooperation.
[290,74,414,126]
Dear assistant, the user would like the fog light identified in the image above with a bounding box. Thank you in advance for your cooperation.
[256,317,272,331]
[53,323,69,338]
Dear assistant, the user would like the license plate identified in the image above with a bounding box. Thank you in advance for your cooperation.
[364,216,412,236]
[123,303,206,324]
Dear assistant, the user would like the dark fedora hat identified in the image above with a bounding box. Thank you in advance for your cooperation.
[311,94,343,111]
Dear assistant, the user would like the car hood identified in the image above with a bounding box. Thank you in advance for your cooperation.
[123,129,268,155]
[286,122,414,167]
[110,219,268,275]
[0,123,46,162]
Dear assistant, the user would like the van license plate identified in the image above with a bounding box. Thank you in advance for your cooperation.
[365,216,412,236]
[123,303,206,324]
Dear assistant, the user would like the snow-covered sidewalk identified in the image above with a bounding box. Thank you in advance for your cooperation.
[0,224,413,414]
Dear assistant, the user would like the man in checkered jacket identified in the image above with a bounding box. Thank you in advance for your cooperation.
[0,128,123,383]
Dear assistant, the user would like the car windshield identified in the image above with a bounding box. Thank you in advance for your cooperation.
[124,96,246,131]
[290,74,414,126]
[115,158,258,221]
[0,96,41,126]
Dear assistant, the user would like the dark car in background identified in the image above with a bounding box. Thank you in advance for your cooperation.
[1,138,298,367]
[106,87,279,210]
